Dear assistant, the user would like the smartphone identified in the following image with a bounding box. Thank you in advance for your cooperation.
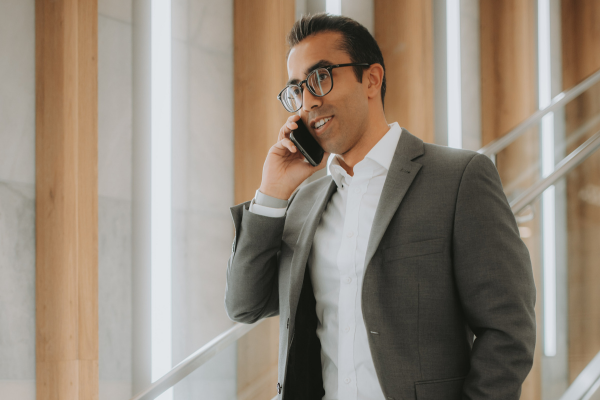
[289,118,325,167]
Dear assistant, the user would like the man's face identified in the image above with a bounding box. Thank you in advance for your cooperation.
[287,31,369,155]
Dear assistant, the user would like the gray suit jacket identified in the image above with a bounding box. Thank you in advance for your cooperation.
[225,128,536,400]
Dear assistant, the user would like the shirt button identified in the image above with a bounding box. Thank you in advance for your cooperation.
[344,325,350,332]
[346,231,354,238]
[344,277,352,284]
[344,377,351,384]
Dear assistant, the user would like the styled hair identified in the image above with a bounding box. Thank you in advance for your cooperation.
[286,13,386,107]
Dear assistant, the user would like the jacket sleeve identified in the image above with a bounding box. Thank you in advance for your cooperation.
[452,153,537,399]
[224,190,298,324]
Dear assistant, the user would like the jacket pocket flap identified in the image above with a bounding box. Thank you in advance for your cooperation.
[383,237,445,262]
[415,375,466,399]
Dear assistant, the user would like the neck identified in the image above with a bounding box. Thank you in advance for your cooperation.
[337,110,389,176]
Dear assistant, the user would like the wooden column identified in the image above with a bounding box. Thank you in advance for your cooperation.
[480,1,541,399]
[374,0,434,143]
[35,0,98,399]
[561,0,600,384]
[234,0,295,399]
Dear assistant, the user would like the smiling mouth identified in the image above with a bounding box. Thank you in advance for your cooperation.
[314,116,333,133]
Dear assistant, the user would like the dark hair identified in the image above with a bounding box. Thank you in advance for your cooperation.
[286,13,386,107]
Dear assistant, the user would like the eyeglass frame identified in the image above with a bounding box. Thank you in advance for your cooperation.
[277,62,372,112]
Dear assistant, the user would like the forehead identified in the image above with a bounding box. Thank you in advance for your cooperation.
[287,31,350,81]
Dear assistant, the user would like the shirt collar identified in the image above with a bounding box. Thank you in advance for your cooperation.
[329,157,349,188]
[328,122,402,188]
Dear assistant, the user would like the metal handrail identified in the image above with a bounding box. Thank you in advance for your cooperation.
[510,129,600,214]
[478,69,600,158]
[129,320,264,400]
[559,351,600,400]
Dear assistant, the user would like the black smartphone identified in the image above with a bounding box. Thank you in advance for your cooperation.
[289,118,325,167]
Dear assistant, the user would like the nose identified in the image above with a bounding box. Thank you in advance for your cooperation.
[302,86,322,112]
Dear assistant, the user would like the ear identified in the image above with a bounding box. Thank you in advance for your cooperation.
[365,63,384,100]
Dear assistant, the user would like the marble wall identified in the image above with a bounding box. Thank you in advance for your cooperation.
[170,0,236,398]
[296,0,326,20]
[459,0,482,151]
[98,1,134,398]
[100,0,238,398]
[343,0,374,34]
[433,0,482,150]
[295,0,374,36]
[0,0,36,398]
[0,2,136,398]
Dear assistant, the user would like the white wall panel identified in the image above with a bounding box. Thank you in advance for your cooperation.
[170,1,236,398]
[0,0,35,185]
[98,2,134,399]
[0,1,35,397]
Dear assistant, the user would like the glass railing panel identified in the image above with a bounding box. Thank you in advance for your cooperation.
[563,149,600,390]
[130,319,277,400]
[588,383,600,400]
[558,70,600,400]
[488,76,600,207]
[171,342,238,400]
[514,145,600,400]
[510,191,543,399]
[562,77,600,160]
[169,330,279,400]
[495,124,542,204]
[229,320,280,400]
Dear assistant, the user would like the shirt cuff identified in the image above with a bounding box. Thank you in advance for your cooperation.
[255,189,289,208]
[248,189,288,218]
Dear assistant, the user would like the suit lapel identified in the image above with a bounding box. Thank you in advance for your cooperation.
[364,128,425,269]
[288,178,337,320]
[288,128,424,317]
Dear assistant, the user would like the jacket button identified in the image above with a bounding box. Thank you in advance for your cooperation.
[277,382,282,394]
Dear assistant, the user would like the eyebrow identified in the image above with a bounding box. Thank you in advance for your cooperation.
[286,59,334,86]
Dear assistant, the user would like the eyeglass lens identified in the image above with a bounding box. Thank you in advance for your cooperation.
[282,68,332,112]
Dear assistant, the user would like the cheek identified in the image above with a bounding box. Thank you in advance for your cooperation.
[341,93,368,125]
[325,83,368,136]
[335,86,363,113]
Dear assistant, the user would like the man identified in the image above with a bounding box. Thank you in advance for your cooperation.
[225,13,536,400]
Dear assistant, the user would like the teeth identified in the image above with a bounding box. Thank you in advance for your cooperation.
[315,117,332,129]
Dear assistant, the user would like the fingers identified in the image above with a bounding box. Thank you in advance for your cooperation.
[282,138,297,153]
[278,114,302,141]
[271,137,297,156]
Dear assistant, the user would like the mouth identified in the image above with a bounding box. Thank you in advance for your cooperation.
[313,116,333,135]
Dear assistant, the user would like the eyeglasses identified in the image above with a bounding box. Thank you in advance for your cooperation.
[277,63,371,112]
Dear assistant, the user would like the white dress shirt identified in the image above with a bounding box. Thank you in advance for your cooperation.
[249,122,402,400]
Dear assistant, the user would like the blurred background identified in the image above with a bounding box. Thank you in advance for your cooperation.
[0,0,599,399]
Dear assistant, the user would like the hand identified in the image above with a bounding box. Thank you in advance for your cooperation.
[259,114,330,200]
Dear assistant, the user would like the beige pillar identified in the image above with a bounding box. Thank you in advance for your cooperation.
[234,0,295,399]
[480,1,541,398]
[35,0,99,399]
[374,0,435,143]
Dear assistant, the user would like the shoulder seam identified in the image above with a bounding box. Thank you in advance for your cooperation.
[452,152,482,222]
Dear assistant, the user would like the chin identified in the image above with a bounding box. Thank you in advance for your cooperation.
[322,137,350,155]
[318,134,338,154]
